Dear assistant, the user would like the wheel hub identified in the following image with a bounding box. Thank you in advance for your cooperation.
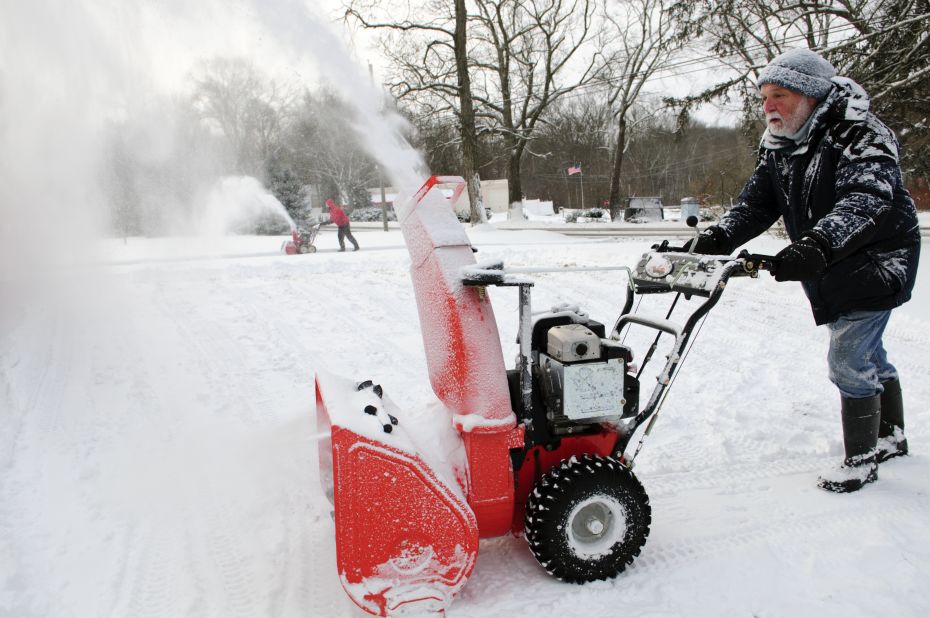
[567,496,627,558]
[585,516,605,536]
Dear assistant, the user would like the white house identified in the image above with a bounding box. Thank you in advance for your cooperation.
[370,178,511,216]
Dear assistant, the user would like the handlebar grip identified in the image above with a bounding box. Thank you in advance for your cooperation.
[737,250,780,274]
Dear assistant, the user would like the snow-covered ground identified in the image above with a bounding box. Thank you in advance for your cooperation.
[2,224,929,617]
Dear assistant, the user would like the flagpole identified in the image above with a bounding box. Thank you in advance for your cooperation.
[564,169,571,210]
[579,164,585,210]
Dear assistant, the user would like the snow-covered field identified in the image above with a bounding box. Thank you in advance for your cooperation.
[2,224,928,617]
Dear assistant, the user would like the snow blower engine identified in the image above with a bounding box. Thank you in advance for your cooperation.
[315,176,775,616]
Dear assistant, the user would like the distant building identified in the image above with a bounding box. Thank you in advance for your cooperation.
[522,198,555,216]
[624,196,664,222]
[451,178,509,214]
[369,178,510,215]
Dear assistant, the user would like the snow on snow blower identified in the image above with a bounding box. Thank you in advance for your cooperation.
[315,176,775,616]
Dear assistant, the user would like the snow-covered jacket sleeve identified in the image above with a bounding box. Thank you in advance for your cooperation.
[805,120,900,261]
[715,155,782,251]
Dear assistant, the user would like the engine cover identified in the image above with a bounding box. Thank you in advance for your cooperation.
[546,324,601,362]
[538,353,626,423]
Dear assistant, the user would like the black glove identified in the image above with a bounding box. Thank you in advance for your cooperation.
[686,226,729,255]
[772,237,829,282]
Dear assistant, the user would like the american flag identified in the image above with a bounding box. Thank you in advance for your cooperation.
[567,165,582,175]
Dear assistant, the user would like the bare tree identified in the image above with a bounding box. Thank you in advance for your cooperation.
[345,0,485,222]
[346,0,607,209]
[285,91,380,211]
[601,0,681,220]
[469,0,605,206]
[523,97,757,210]
[525,95,614,208]
[191,57,295,178]
[455,0,484,220]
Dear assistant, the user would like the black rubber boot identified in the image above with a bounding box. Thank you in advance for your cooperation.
[818,394,881,493]
[876,378,908,462]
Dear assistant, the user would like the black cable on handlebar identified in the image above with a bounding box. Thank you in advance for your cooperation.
[620,293,644,347]
[634,292,681,382]
[629,308,711,465]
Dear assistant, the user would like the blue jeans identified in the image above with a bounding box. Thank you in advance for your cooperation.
[827,310,898,399]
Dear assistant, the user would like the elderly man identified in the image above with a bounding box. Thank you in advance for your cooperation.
[687,49,921,492]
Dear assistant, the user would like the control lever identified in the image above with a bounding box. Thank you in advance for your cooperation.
[652,215,701,254]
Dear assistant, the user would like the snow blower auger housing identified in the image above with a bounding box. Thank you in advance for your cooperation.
[315,176,773,616]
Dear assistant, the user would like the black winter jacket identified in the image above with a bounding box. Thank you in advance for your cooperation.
[714,78,921,325]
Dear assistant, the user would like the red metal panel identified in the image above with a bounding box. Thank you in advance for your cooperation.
[318,382,479,617]
[511,432,619,534]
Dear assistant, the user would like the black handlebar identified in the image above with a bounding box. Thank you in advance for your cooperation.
[735,249,779,276]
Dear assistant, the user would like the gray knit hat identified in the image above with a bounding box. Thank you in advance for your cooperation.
[757,49,836,101]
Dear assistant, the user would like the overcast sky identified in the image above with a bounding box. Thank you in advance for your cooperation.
[136,0,379,94]
[0,0,379,100]
[1,0,737,131]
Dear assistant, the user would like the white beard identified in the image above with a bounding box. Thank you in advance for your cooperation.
[766,98,817,137]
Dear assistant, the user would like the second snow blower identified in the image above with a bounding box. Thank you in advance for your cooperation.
[315,176,774,616]
[282,220,323,255]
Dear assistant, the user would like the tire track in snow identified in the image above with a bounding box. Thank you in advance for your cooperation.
[7,308,69,457]
[138,268,338,616]
[633,493,926,575]
[94,277,208,617]
[120,521,185,618]
[123,266,347,616]
[0,311,58,471]
[642,455,831,497]
[464,458,927,617]
[249,260,433,408]
[109,520,169,617]
[108,355,258,615]
[622,281,830,473]
[145,271,283,429]
[195,506,262,617]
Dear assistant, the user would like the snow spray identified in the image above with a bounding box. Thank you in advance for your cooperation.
[244,0,430,216]
[0,2,119,278]
[197,176,297,236]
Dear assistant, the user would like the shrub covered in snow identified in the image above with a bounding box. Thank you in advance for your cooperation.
[564,208,607,223]
[456,208,493,223]
[350,207,397,222]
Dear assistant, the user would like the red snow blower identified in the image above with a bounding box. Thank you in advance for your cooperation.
[282,221,323,254]
[315,176,774,616]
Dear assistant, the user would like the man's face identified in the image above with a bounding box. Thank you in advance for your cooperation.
[761,84,817,136]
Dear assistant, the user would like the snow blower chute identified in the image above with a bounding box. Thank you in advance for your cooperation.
[315,175,775,616]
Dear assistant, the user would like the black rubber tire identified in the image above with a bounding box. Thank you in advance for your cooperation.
[524,454,651,583]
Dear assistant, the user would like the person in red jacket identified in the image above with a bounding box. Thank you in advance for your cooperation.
[325,198,359,252]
